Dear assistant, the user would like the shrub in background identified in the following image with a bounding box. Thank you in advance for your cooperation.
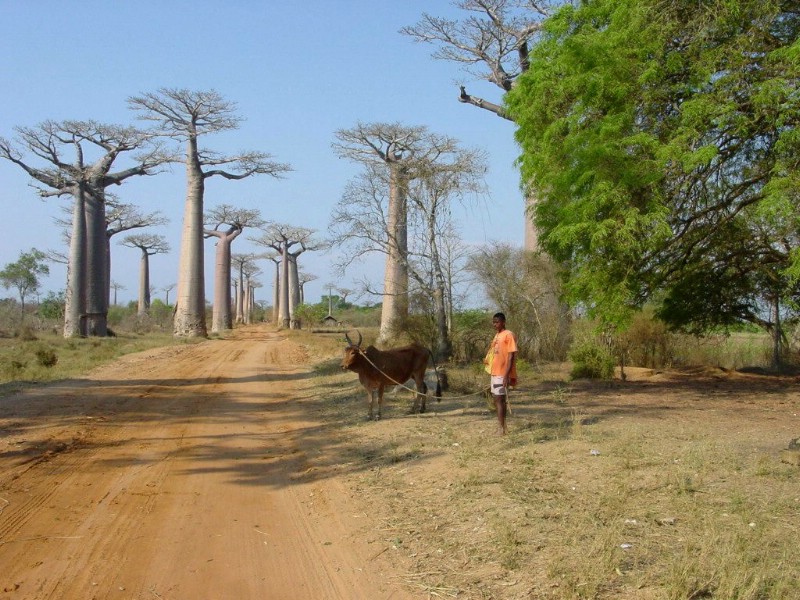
[34,346,58,367]
[568,339,615,380]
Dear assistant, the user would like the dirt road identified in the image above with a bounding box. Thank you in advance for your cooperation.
[0,325,412,600]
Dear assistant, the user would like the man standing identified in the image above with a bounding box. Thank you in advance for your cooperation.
[487,312,517,435]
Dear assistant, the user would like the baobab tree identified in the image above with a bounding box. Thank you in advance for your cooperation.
[56,200,167,308]
[110,280,126,305]
[105,201,167,305]
[401,0,555,250]
[162,283,176,306]
[204,205,263,333]
[331,139,487,358]
[263,251,281,323]
[251,223,319,329]
[231,253,259,325]
[0,120,170,337]
[120,233,170,316]
[298,271,317,306]
[128,88,291,337]
[241,264,263,325]
[333,122,460,343]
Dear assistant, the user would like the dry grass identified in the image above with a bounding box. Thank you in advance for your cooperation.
[301,333,800,600]
[0,330,194,390]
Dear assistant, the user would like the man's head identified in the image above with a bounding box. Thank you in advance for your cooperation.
[492,312,506,332]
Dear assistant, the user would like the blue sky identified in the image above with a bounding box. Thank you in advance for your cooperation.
[0,0,524,308]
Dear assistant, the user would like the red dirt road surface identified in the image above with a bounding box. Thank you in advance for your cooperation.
[0,326,412,600]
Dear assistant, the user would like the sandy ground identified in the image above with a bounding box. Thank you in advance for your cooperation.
[0,325,413,600]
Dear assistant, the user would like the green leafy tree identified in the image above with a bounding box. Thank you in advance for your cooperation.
[507,0,800,354]
[38,290,66,321]
[0,249,50,324]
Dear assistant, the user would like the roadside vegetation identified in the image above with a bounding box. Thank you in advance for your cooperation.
[300,326,800,600]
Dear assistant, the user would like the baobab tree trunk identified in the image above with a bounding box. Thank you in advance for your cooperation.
[137,248,151,316]
[235,266,245,324]
[244,280,252,325]
[279,244,290,329]
[289,255,301,329]
[84,193,108,337]
[64,191,87,337]
[210,237,234,333]
[174,139,208,337]
[379,164,409,343]
[427,214,452,360]
[272,263,280,324]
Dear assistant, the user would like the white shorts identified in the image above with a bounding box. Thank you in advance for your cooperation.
[490,375,508,397]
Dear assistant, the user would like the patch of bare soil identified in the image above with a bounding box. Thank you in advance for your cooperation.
[0,325,414,600]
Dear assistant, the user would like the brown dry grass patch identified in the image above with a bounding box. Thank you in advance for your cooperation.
[299,331,800,600]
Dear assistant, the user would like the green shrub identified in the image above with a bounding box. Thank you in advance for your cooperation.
[34,346,58,367]
[568,339,615,380]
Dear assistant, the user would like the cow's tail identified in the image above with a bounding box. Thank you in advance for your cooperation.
[428,349,444,402]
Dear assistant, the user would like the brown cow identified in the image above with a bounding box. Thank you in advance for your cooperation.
[341,330,441,420]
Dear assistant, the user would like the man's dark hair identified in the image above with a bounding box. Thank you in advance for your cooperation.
[493,312,506,321]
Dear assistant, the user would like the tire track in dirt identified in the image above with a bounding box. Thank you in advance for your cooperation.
[0,325,413,600]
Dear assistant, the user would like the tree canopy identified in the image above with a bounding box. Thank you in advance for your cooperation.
[507,0,800,330]
[0,248,50,323]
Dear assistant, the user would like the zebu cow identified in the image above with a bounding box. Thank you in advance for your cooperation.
[341,330,442,420]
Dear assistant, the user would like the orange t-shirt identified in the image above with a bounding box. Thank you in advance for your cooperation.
[490,329,518,383]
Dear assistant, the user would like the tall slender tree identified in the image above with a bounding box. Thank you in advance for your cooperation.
[407,147,487,358]
[231,253,259,325]
[251,223,318,329]
[263,251,281,323]
[331,138,486,357]
[162,283,176,306]
[120,233,170,316]
[105,201,167,306]
[0,120,170,336]
[204,204,263,333]
[333,123,466,343]
[128,88,290,337]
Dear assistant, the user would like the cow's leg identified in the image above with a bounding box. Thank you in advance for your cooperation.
[411,377,428,414]
[376,384,384,420]
[367,389,375,420]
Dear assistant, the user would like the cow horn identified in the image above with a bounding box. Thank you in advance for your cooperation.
[355,329,362,347]
[344,331,353,346]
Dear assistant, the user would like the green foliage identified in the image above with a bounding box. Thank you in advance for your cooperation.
[568,339,615,380]
[0,248,49,322]
[293,302,329,329]
[507,0,800,332]
[38,291,65,321]
[107,305,127,326]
